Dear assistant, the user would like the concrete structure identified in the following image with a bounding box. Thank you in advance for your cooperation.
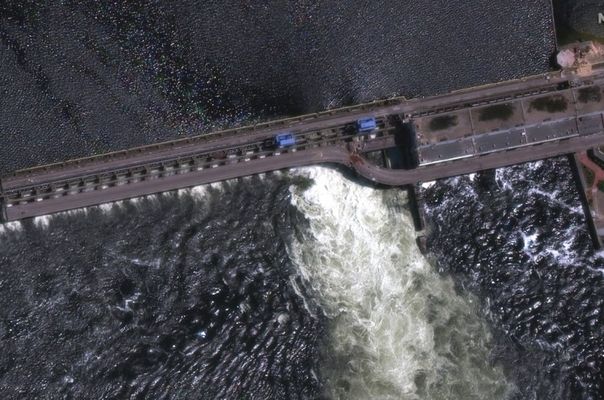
[3,67,604,222]
[557,49,575,69]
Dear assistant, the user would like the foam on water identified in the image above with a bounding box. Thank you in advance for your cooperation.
[98,202,116,212]
[32,215,52,229]
[0,221,22,235]
[421,181,436,189]
[495,169,513,191]
[421,158,604,398]
[288,167,514,400]
[528,188,583,214]
[4,180,226,239]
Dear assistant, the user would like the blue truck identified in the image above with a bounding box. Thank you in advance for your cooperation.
[357,117,377,132]
[274,132,296,148]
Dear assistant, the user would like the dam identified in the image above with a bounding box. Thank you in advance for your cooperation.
[2,62,604,222]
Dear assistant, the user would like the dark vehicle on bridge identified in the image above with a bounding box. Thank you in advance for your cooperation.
[275,132,296,148]
[210,150,227,160]
[263,137,276,149]
[357,117,377,132]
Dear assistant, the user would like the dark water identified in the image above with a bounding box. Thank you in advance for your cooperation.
[0,1,582,399]
[423,159,604,400]
[0,0,555,173]
[554,0,604,38]
[0,177,324,398]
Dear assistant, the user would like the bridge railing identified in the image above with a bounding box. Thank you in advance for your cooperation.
[1,121,400,204]
[2,97,406,179]
[1,70,563,181]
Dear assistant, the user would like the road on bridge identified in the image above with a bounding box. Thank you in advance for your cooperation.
[3,69,604,222]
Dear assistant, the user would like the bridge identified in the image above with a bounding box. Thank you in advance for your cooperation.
[2,68,604,222]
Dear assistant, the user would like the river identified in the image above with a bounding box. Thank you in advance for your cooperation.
[0,1,587,399]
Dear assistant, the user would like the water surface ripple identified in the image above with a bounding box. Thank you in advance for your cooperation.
[0,0,555,172]
[423,158,604,400]
[0,178,323,399]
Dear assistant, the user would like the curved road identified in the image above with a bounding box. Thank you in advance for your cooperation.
[352,133,604,185]
[7,131,604,221]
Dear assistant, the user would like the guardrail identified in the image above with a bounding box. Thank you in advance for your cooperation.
[3,98,405,179]
[2,120,398,207]
[2,70,569,180]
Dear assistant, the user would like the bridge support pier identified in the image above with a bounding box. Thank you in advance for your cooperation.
[406,184,425,232]
[0,179,5,224]
[568,153,603,250]
[406,184,429,255]
[0,200,6,224]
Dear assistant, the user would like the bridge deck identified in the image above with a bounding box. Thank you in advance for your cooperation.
[2,69,604,222]
[3,70,567,184]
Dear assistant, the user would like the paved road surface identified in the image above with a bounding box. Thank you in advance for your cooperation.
[7,132,604,221]
[354,133,604,185]
[3,69,589,189]
[4,70,604,221]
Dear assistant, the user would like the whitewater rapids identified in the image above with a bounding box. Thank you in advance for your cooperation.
[288,167,513,399]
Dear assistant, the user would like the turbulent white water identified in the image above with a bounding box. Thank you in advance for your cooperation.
[0,220,21,235]
[288,167,514,400]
